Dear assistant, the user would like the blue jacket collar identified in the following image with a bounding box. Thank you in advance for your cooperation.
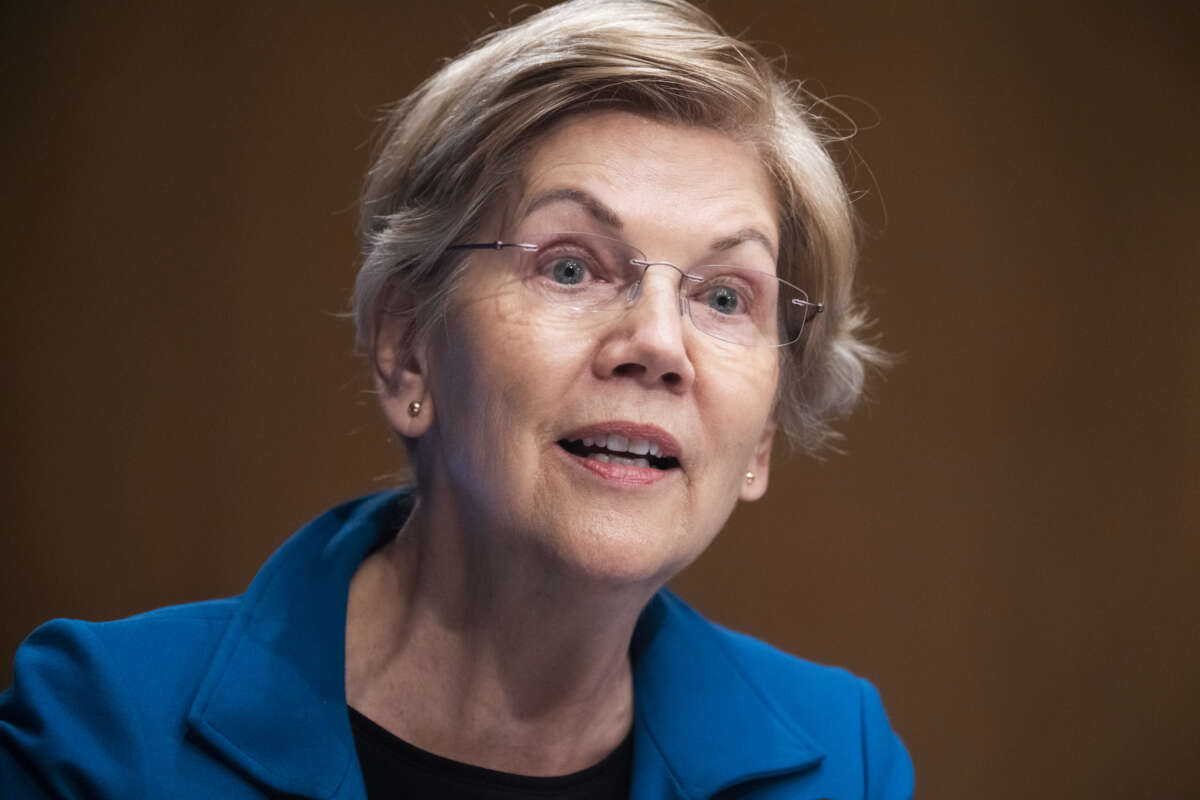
[629,592,824,798]
[187,492,824,799]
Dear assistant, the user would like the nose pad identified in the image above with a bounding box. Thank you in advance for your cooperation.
[623,282,686,315]
[625,264,687,316]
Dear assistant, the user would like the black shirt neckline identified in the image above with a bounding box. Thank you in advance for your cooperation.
[348,705,634,799]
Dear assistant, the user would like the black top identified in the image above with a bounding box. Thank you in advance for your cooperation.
[349,706,634,799]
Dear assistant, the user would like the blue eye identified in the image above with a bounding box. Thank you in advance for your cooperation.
[707,285,742,314]
[551,257,587,285]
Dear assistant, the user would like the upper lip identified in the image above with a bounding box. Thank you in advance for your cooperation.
[558,421,682,462]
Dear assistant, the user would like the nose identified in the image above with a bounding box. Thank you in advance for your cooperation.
[592,264,696,392]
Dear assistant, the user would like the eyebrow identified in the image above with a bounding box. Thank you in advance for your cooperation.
[522,187,777,258]
[523,188,623,230]
[710,228,777,259]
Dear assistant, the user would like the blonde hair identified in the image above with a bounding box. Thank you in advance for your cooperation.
[353,0,887,455]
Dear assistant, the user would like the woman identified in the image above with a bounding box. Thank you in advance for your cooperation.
[1,0,912,797]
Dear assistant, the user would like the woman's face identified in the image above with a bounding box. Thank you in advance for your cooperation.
[393,111,781,586]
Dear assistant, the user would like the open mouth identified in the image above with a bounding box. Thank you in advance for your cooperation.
[557,435,680,471]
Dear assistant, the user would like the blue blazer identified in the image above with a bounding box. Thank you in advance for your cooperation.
[2,491,913,799]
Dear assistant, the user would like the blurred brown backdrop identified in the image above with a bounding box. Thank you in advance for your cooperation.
[2,1,1197,797]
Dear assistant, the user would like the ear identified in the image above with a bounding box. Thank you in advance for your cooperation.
[739,419,776,502]
[373,312,434,439]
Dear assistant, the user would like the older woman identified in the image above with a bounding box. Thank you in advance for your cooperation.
[1,0,911,798]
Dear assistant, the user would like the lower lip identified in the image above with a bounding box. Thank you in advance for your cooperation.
[560,448,674,487]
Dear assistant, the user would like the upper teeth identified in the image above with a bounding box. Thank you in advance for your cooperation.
[580,434,662,458]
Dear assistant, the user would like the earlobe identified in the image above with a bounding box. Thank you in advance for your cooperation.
[373,315,435,438]
[739,420,776,502]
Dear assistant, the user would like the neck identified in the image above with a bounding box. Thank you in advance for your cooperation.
[345,494,653,776]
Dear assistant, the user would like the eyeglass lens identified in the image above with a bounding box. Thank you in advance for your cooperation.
[510,232,810,347]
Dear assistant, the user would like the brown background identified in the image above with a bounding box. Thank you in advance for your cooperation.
[2,1,1197,797]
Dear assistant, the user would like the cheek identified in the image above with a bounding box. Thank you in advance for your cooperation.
[435,294,589,453]
[704,351,778,428]
[695,351,777,476]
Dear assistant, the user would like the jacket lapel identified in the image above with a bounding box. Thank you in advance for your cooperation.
[186,492,405,799]
[629,592,825,799]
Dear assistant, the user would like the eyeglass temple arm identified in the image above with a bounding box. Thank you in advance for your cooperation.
[791,297,825,324]
[446,242,539,252]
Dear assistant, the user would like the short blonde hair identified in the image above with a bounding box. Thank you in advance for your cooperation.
[354,0,887,455]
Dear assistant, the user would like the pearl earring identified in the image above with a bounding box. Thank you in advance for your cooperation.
[745,472,755,485]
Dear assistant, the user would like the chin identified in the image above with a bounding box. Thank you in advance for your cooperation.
[535,509,708,590]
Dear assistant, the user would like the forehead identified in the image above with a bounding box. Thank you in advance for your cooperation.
[511,111,779,256]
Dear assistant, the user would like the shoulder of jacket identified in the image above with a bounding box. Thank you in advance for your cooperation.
[17,597,241,706]
[655,589,874,731]
[43,596,240,647]
[658,588,860,686]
